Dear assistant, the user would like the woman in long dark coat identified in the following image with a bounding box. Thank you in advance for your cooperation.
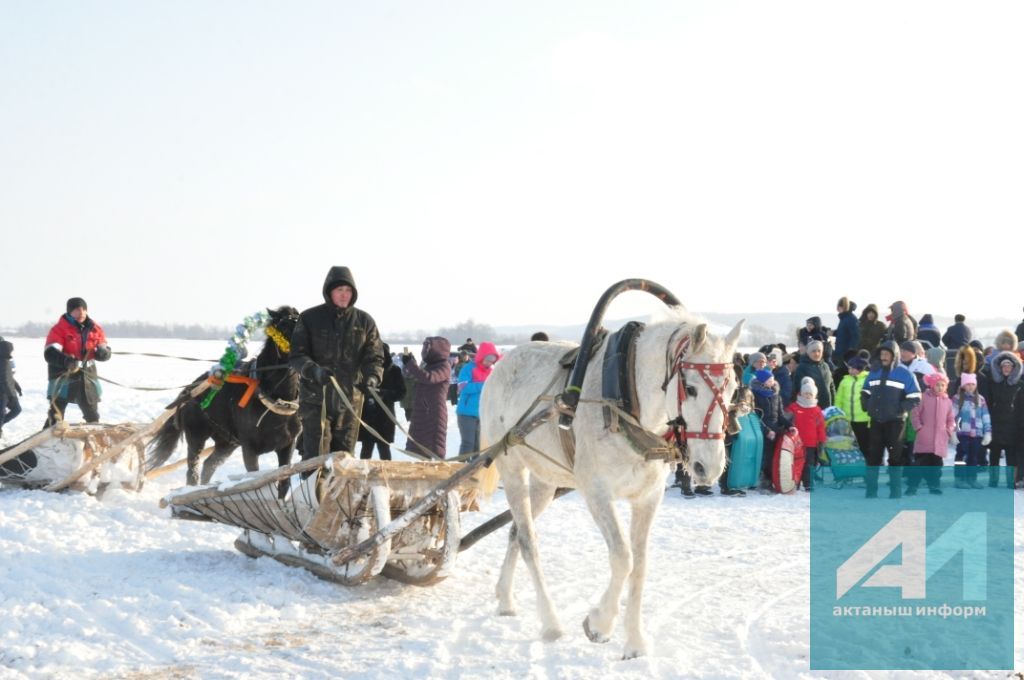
[403,337,452,459]
[358,343,406,460]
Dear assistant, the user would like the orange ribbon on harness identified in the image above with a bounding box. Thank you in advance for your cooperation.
[206,374,259,408]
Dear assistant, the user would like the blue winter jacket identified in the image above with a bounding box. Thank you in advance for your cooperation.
[941,323,973,350]
[834,311,860,362]
[456,363,484,418]
[861,343,921,423]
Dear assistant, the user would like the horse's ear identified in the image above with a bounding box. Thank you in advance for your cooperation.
[692,323,708,353]
[725,319,745,350]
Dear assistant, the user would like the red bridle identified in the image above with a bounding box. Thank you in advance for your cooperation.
[666,335,734,441]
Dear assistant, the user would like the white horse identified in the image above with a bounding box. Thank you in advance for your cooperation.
[479,308,743,658]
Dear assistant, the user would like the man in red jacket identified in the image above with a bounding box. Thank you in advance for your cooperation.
[43,297,111,426]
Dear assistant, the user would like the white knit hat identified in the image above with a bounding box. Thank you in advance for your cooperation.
[800,376,818,396]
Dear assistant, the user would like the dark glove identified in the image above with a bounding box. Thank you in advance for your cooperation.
[94,345,111,361]
[312,365,334,386]
[64,356,81,372]
[358,375,380,394]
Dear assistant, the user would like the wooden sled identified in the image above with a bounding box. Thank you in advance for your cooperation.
[0,422,151,494]
[161,454,483,587]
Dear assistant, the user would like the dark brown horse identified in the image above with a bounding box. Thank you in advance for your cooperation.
[145,306,301,487]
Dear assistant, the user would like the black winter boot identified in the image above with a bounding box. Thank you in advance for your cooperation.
[679,469,695,498]
[670,464,685,489]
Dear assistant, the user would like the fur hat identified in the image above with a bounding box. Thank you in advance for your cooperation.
[768,349,783,365]
[954,314,965,323]
[66,297,87,314]
[806,340,824,354]
[800,377,818,396]
[955,345,977,375]
[837,297,850,312]
[747,351,767,366]
[924,372,948,389]
[959,373,977,387]
[995,330,1017,350]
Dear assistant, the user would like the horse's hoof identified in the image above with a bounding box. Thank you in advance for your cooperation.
[621,641,648,660]
[541,626,564,642]
[582,616,610,644]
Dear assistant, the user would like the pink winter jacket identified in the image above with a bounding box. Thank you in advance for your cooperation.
[911,391,956,455]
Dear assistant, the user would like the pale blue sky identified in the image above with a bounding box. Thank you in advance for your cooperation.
[3,1,1022,333]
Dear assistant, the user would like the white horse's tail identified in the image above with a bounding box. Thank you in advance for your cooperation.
[478,448,501,498]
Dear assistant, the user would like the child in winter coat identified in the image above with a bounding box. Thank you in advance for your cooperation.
[907,372,956,495]
[456,341,500,456]
[951,373,992,489]
[786,377,827,491]
[0,339,23,439]
[750,368,791,491]
[834,354,871,455]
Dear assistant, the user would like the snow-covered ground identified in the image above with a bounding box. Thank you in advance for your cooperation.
[1,338,1021,679]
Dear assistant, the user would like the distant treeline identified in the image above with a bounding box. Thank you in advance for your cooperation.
[5,318,533,345]
[8,321,233,340]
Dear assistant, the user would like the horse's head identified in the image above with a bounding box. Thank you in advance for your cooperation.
[668,319,745,487]
[264,306,300,357]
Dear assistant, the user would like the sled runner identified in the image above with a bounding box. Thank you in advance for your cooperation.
[162,454,484,586]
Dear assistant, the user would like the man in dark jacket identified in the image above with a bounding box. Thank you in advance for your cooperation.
[834,298,859,368]
[290,266,384,459]
[0,339,23,436]
[43,297,111,426]
[942,314,973,378]
[1015,308,1024,344]
[860,340,921,498]
[941,314,973,349]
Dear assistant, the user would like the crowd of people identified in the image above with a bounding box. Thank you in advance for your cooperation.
[678,298,1024,499]
[5,283,1024,498]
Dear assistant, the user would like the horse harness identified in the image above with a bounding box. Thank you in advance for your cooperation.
[546,322,734,470]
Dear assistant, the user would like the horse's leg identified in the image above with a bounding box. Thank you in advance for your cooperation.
[241,445,260,473]
[200,441,236,485]
[497,460,563,641]
[496,475,557,616]
[275,443,293,499]
[621,488,662,659]
[184,427,207,487]
[580,485,631,645]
